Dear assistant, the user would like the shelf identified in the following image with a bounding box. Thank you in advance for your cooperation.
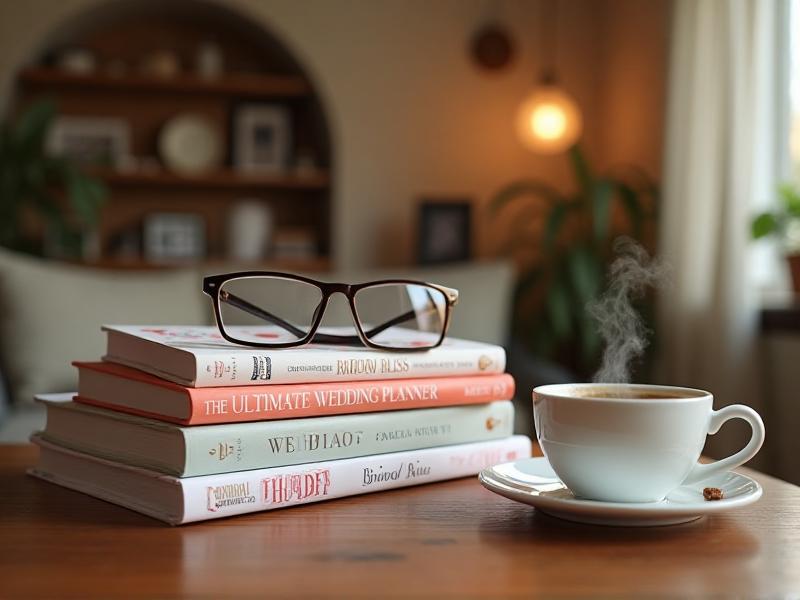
[19,67,311,98]
[93,168,329,190]
[79,257,331,272]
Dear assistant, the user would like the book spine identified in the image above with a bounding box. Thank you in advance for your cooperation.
[186,373,514,424]
[182,401,515,476]
[179,435,531,523]
[190,344,506,387]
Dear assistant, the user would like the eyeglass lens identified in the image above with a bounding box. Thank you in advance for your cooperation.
[217,277,447,348]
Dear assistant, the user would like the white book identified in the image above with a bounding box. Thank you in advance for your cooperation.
[29,434,532,525]
[102,325,506,387]
[37,397,515,476]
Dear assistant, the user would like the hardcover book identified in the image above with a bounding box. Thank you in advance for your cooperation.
[102,325,506,387]
[37,395,515,476]
[29,434,532,525]
[74,361,515,425]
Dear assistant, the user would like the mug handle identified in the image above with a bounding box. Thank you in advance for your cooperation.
[682,404,765,485]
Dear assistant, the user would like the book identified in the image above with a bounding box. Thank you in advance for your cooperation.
[29,434,532,525]
[37,396,515,476]
[102,325,506,387]
[74,361,515,425]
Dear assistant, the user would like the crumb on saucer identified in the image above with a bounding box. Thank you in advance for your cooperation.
[703,487,724,501]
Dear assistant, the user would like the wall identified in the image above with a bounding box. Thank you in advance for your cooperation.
[0,0,670,269]
[597,0,669,178]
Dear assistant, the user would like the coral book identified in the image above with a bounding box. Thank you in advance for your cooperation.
[73,361,515,425]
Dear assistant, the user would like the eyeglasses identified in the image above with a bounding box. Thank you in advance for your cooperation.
[202,271,459,351]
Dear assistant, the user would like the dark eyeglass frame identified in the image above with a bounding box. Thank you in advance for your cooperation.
[202,271,459,351]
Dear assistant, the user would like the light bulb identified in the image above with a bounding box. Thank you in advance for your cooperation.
[516,86,583,154]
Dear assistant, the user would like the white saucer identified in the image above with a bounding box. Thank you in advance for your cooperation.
[479,456,762,527]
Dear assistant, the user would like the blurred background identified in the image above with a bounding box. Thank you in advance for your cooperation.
[0,0,798,483]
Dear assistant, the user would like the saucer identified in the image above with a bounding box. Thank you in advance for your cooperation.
[478,456,762,527]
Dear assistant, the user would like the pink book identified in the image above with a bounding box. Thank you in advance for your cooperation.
[74,361,516,425]
[29,434,532,525]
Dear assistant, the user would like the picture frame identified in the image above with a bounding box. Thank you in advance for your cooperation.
[417,200,472,265]
[231,103,291,173]
[143,213,206,262]
[46,116,130,168]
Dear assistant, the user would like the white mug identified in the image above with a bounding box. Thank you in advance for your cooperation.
[532,383,765,503]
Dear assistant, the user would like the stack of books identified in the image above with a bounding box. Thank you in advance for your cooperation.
[29,325,530,524]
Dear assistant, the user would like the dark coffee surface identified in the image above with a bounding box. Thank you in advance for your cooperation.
[575,389,699,400]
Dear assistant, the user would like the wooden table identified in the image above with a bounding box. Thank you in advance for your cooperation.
[2,444,799,598]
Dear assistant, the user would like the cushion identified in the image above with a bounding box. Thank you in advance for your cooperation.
[0,249,207,404]
[0,254,513,405]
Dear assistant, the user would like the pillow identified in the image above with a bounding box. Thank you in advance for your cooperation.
[0,249,207,404]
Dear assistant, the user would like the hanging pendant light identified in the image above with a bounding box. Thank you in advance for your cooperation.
[516,0,582,154]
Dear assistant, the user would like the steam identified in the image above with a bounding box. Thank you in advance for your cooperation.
[588,237,668,383]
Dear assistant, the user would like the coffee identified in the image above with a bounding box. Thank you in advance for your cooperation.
[575,388,696,400]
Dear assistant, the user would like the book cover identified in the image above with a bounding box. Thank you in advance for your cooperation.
[29,434,532,525]
[39,398,515,476]
[75,361,515,424]
[102,325,506,387]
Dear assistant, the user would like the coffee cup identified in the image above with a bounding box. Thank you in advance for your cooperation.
[532,383,765,503]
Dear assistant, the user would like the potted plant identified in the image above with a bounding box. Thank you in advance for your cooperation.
[0,100,107,257]
[489,145,656,377]
[751,183,800,292]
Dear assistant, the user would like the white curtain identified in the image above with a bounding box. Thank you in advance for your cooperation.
[659,0,789,462]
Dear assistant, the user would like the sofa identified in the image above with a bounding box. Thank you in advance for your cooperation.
[0,248,561,441]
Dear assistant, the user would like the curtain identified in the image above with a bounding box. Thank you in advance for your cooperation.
[658,0,788,463]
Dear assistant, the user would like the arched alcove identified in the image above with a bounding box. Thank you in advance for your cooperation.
[13,0,332,269]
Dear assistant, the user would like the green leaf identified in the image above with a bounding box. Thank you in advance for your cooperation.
[11,99,56,155]
[568,144,593,198]
[546,278,572,340]
[778,183,800,217]
[751,212,779,239]
[591,179,613,243]
[615,181,645,238]
[543,202,570,252]
[578,311,602,365]
[66,171,107,226]
[489,180,564,216]
[567,247,602,304]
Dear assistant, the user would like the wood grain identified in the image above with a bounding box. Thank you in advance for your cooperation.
[1,444,799,599]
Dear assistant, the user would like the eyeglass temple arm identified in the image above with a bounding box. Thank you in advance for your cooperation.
[220,292,308,339]
[310,310,418,344]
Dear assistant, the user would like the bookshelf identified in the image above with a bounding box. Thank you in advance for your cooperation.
[92,168,330,191]
[79,256,332,272]
[13,3,332,270]
[19,67,312,98]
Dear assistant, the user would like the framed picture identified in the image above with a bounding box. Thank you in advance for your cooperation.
[46,116,130,168]
[143,213,206,262]
[417,200,472,265]
[231,104,291,173]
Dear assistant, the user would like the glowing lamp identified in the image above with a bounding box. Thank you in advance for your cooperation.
[516,86,583,154]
